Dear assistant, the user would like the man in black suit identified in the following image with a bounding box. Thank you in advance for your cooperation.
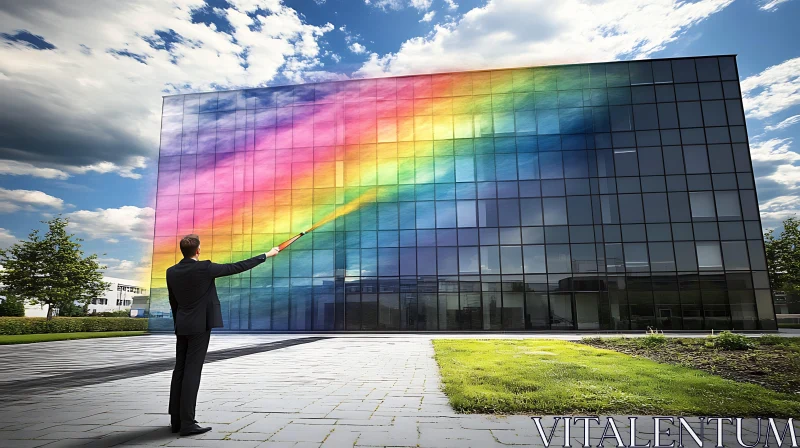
[167,234,280,436]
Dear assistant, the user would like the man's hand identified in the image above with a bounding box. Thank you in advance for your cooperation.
[265,247,280,258]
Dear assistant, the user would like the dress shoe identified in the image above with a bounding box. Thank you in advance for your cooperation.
[179,423,212,437]
[170,419,198,433]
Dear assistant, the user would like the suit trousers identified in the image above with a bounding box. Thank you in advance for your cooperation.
[168,330,211,425]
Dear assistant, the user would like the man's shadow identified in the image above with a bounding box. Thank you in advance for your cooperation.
[55,425,178,448]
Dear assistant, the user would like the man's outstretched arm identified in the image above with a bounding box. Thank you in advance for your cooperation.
[207,247,280,278]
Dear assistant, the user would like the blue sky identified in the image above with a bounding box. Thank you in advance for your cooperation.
[0,0,799,281]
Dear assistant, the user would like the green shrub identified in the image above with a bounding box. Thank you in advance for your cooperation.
[640,333,667,348]
[0,317,148,335]
[709,331,754,350]
[94,310,131,317]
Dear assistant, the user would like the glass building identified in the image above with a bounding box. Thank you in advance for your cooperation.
[149,55,777,332]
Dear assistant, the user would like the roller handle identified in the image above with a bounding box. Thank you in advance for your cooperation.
[277,231,307,251]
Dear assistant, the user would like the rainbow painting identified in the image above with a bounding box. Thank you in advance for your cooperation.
[149,56,777,332]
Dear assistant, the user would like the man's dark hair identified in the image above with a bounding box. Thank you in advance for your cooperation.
[180,234,200,259]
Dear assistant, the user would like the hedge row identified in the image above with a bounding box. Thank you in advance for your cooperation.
[0,317,148,335]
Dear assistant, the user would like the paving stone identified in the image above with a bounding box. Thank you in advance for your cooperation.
[0,440,55,448]
[269,424,335,442]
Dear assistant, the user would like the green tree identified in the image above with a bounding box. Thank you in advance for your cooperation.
[0,293,25,317]
[764,216,800,294]
[57,300,89,317]
[0,217,108,320]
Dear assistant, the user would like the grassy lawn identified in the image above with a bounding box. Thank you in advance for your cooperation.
[0,331,146,345]
[433,339,800,417]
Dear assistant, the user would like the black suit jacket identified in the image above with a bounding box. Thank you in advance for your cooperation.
[166,254,266,335]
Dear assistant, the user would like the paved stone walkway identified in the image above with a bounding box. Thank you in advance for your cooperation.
[0,335,784,447]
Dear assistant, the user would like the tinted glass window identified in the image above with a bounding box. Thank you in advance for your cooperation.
[656,85,676,102]
[708,145,735,173]
[715,191,741,220]
[722,81,740,99]
[618,194,644,223]
[732,144,752,172]
[721,241,749,271]
[677,102,704,127]
[672,59,698,83]
[610,106,633,131]
[500,246,523,274]
[652,60,673,83]
[718,57,737,81]
[699,82,724,100]
[696,241,723,270]
[643,193,670,222]
[545,226,570,243]
[638,147,664,175]
[650,242,676,271]
[632,86,656,103]
[480,246,500,274]
[702,101,727,127]
[683,146,709,174]
[633,104,659,130]
[657,103,679,128]
[719,222,745,240]
[459,246,480,274]
[663,147,685,175]
[614,149,639,176]
[546,245,571,272]
[695,58,721,82]
[689,192,716,219]
[675,241,698,270]
[629,61,654,84]
[523,245,546,273]
[740,190,759,220]
[725,100,745,126]
[624,243,649,271]
[675,84,700,101]
[567,196,593,225]
[543,197,567,225]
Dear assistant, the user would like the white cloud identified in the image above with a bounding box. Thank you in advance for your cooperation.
[0,160,70,180]
[0,228,17,249]
[750,138,800,194]
[742,57,800,120]
[356,0,735,77]
[331,53,341,63]
[364,0,405,10]
[760,195,800,229]
[411,0,433,10]
[764,114,800,133]
[764,164,800,189]
[64,206,155,243]
[749,138,800,164]
[0,188,64,213]
[67,156,149,180]
[759,0,793,11]
[420,11,436,22]
[0,0,334,177]
[99,255,153,283]
[0,157,147,180]
[349,42,367,54]
[444,0,458,10]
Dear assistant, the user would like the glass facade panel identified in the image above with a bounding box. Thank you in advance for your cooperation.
[150,56,774,331]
